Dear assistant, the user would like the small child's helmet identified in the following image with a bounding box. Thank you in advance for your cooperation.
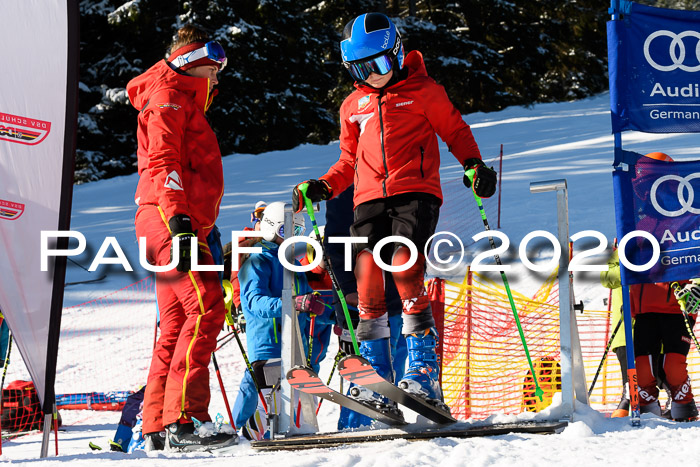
[260,201,305,242]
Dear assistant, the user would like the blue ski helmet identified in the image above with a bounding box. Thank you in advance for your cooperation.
[340,13,405,82]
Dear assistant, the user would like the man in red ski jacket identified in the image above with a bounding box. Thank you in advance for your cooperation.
[292,12,497,413]
[127,25,236,451]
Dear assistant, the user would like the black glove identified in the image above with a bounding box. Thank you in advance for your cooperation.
[334,325,355,355]
[292,179,332,213]
[168,214,196,273]
[463,158,497,198]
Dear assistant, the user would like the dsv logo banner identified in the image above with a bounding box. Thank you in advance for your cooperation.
[644,30,700,72]
[650,173,700,217]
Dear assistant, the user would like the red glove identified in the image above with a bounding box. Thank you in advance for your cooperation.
[294,292,325,316]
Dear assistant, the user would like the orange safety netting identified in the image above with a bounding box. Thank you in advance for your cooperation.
[436,268,700,420]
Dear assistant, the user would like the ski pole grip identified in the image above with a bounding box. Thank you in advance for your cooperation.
[298,182,315,217]
[464,168,476,185]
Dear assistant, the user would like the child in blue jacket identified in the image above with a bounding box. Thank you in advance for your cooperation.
[231,202,326,439]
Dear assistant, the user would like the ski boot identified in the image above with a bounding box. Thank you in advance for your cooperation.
[672,400,699,422]
[143,431,166,451]
[640,400,662,416]
[398,327,450,413]
[611,397,629,418]
[349,338,404,420]
[165,421,238,452]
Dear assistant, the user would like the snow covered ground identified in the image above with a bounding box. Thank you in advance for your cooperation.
[4,92,700,465]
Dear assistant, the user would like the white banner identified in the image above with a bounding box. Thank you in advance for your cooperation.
[0,0,77,411]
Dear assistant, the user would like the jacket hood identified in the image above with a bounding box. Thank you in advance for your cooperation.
[127,59,216,112]
[354,50,428,93]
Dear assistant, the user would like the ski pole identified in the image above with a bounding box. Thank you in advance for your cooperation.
[316,349,345,415]
[465,169,543,401]
[211,352,236,431]
[671,282,700,356]
[307,315,316,368]
[298,183,360,355]
[222,281,269,414]
[230,325,269,414]
[214,332,236,353]
[588,318,623,397]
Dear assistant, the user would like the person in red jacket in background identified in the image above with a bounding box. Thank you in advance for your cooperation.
[292,12,497,414]
[631,280,697,421]
[127,25,237,451]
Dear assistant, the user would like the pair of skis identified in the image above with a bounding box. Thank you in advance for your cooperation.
[287,355,456,426]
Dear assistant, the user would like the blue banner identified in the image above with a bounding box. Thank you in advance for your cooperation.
[613,152,700,284]
[608,1,700,133]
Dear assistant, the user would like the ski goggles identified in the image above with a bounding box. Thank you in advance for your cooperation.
[344,53,394,81]
[171,41,227,70]
[279,224,305,238]
[250,206,266,224]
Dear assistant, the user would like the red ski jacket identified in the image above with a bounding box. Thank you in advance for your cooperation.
[321,50,482,207]
[127,60,223,236]
[630,280,690,317]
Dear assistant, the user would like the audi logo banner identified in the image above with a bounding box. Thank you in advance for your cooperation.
[613,153,700,284]
[608,2,700,133]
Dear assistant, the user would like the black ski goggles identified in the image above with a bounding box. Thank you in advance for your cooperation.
[344,53,394,81]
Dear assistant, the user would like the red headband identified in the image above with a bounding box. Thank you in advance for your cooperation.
[168,42,222,71]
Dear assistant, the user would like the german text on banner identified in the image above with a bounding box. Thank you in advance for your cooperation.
[608,1,700,133]
[613,153,700,285]
[0,1,78,413]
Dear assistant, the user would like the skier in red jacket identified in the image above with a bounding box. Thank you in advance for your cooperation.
[631,280,697,421]
[292,13,497,413]
[127,25,236,451]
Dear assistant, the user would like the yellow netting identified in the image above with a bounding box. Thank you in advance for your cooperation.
[438,268,700,420]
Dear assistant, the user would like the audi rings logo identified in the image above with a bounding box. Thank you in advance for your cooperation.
[644,30,700,72]
[650,173,700,217]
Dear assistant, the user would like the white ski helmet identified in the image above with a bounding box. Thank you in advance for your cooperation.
[260,201,306,242]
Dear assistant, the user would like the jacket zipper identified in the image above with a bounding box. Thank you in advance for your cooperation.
[420,146,425,178]
[377,91,388,197]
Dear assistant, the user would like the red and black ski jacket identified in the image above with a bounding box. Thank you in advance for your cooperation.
[321,50,482,208]
[630,280,690,317]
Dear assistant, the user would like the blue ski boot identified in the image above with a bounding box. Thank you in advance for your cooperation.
[348,338,403,419]
[398,328,450,412]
